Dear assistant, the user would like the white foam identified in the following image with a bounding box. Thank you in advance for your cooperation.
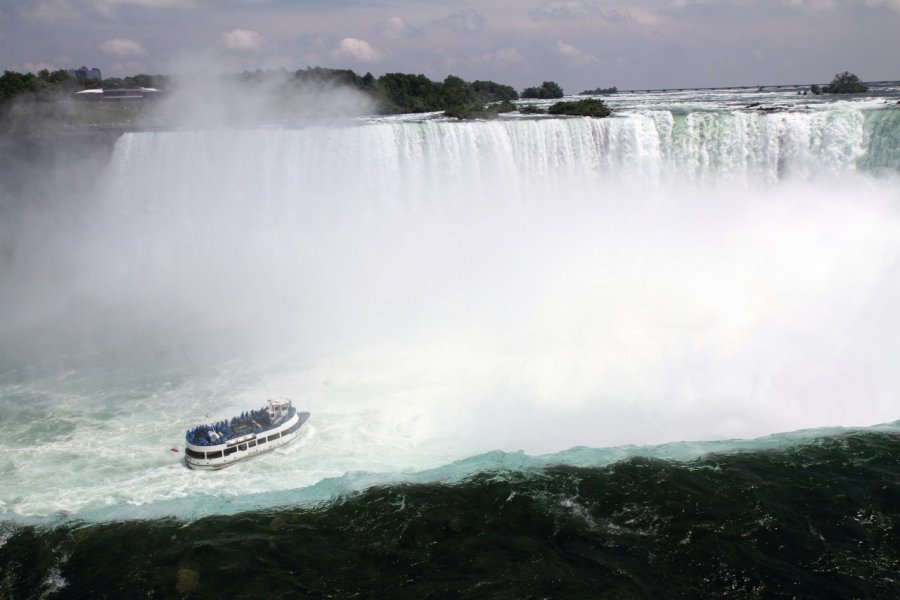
[1,101,899,522]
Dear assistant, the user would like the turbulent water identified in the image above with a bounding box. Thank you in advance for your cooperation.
[1,87,899,597]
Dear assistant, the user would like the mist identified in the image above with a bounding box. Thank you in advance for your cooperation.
[147,60,378,128]
[3,111,899,457]
[0,64,377,367]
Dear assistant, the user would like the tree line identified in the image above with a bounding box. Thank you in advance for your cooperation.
[0,67,618,123]
[0,69,170,105]
[1,67,523,115]
[245,68,523,114]
[2,67,873,120]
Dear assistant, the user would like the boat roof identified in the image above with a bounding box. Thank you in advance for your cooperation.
[268,397,291,408]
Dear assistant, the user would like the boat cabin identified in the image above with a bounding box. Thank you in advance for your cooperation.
[267,398,292,424]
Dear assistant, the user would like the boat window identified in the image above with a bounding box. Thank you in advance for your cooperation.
[284,420,302,435]
[224,446,237,456]
[238,444,247,451]
[207,450,223,459]
[185,448,205,459]
[257,437,267,445]
[268,433,280,442]
[248,440,257,447]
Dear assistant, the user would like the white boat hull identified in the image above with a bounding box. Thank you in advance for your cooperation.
[184,410,310,470]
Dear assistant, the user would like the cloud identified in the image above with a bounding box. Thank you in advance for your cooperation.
[332,37,380,63]
[89,0,201,18]
[491,46,525,64]
[556,40,600,65]
[221,28,263,53]
[17,0,82,21]
[375,16,422,40]
[531,1,601,18]
[784,0,900,13]
[98,37,147,57]
[14,0,227,21]
[556,41,581,58]
[666,0,900,10]
[867,0,900,10]
[431,9,487,32]
[530,1,631,21]
[468,46,526,70]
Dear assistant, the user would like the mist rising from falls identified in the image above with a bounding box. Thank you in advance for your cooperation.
[1,107,900,519]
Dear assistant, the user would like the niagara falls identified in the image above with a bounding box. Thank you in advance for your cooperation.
[2,0,900,593]
[3,84,899,595]
[3,90,899,519]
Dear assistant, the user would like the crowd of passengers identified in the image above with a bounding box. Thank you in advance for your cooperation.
[185,408,280,446]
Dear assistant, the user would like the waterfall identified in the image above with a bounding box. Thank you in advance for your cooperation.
[107,107,894,210]
[1,104,899,520]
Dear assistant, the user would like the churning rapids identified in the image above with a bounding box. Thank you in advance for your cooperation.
[1,88,899,524]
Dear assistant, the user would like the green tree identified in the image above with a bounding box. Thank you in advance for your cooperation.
[471,80,519,102]
[579,86,617,95]
[521,81,564,99]
[294,67,365,89]
[440,75,478,108]
[518,105,546,115]
[444,99,517,120]
[822,71,868,94]
[376,73,443,113]
[102,77,126,89]
[1,71,35,103]
[133,74,159,88]
[547,98,611,118]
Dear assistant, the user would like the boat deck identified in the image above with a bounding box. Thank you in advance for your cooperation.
[185,406,296,447]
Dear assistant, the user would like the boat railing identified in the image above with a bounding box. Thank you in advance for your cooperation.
[185,405,298,446]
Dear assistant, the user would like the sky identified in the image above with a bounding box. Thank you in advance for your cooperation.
[1,0,898,91]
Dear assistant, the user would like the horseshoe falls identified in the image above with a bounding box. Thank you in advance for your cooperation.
[1,91,899,597]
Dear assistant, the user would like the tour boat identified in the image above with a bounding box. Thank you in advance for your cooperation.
[184,398,310,470]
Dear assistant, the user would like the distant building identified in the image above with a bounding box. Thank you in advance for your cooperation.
[68,66,102,81]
